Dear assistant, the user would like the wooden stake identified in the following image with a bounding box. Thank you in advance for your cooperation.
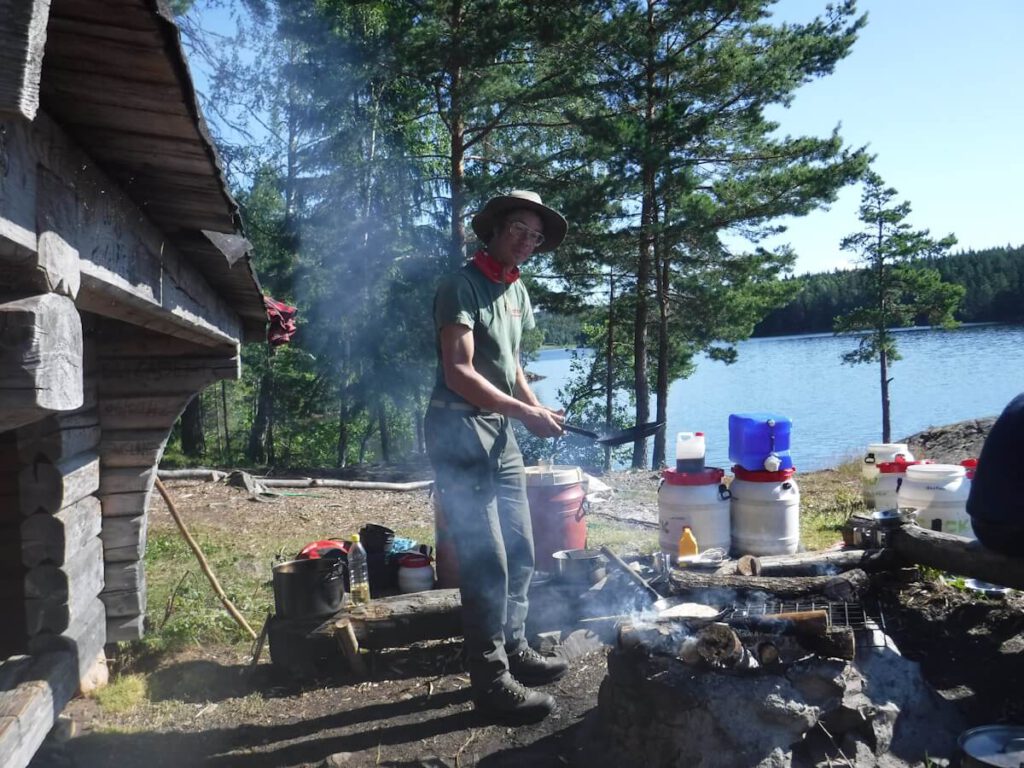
[335,617,368,677]
[154,477,257,640]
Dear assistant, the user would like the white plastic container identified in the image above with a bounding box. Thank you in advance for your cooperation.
[730,466,800,556]
[901,463,973,538]
[873,458,930,511]
[658,467,730,555]
[675,431,706,473]
[397,553,436,593]
[862,443,914,509]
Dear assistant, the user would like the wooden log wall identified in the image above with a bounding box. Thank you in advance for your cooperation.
[11,342,106,681]
[95,320,239,642]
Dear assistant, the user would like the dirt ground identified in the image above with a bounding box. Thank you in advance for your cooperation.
[33,419,1024,768]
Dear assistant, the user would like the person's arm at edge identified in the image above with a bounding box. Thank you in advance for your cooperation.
[440,324,563,437]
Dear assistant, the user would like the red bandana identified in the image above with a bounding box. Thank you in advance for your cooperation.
[472,250,520,284]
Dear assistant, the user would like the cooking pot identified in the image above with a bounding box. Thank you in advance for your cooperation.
[957,725,1024,767]
[551,548,607,585]
[272,556,345,619]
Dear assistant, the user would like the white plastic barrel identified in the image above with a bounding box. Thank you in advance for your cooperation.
[730,466,800,556]
[862,443,914,509]
[901,464,973,538]
[658,467,730,555]
[873,458,930,511]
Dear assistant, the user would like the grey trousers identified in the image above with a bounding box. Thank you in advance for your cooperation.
[425,407,534,690]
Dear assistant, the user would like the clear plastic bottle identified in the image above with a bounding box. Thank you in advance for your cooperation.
[348,533,371,605]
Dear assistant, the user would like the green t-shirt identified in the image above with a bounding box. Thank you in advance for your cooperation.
[432,262,535,402]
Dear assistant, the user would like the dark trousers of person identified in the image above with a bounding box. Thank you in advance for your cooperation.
[425,406,534,691]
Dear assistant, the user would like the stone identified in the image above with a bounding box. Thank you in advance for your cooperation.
[322,753,354,766]
[78,649,108,695]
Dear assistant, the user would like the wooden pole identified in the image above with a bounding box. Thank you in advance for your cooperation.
[154,477,257,640]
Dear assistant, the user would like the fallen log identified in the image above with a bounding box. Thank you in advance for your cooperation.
[888,525,1024,590]
[313,589,463,650]
[157,469,225,482]
[669,568,869,602]
[714,549,896,577]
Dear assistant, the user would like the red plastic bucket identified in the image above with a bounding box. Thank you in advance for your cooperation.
[525,465,587,573]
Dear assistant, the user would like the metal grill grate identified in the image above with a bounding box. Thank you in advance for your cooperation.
[727,599,892,648]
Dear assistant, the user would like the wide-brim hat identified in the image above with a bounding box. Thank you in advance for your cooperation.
[471,190,567,252]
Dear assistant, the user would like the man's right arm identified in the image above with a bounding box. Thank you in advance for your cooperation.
[439,324,562,438]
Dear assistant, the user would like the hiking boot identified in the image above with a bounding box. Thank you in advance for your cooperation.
[473,673,555,724]
[507,646,568,686]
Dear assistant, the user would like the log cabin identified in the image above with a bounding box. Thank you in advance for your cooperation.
[0,0,266,764]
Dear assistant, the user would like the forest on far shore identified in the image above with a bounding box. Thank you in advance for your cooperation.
[536,244,1024,348]
[753,243,1024,337]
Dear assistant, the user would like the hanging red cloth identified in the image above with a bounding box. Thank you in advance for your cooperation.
[264,296,297,346]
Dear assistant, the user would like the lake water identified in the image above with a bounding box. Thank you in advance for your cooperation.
[528,324,1024,471]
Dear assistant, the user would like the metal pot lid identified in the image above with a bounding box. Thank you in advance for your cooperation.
[959,725,1024,767]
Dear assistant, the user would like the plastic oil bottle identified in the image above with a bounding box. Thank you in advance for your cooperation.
[678,525,700,559]
[348,533,371,605]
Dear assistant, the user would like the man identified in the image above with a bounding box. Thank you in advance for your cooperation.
[425,190,569,722]
[968,392,1024,556]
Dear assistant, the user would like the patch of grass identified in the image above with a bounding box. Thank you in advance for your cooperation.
[144,528,277,652]
[92,673,147,714]
[586,520,658,554]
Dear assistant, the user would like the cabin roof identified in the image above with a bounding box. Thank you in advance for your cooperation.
[39,0,267,339]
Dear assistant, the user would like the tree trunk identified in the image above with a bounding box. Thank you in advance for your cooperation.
[336,394,349,469]
[247,371,273,465]
[604,272,616,473]
[377,403,390,463]
[631,169,654,469]
[179,395,205,458]
[880,346,891,443]
[653,241,670,469]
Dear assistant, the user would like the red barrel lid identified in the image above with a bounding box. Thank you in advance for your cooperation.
[877,458,931,474]
[662,467,725,486]
[732,465,795,482]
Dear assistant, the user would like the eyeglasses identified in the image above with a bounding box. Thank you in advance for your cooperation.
[508,220,545,247]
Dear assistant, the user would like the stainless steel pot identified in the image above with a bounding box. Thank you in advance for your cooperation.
[551,548,607,585]
[957,725,1024,767]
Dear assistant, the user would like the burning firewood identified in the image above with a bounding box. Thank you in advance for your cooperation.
[694,622,744,665]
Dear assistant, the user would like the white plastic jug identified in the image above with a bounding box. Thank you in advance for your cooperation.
[675,431,706,473]
[862,443,914,509]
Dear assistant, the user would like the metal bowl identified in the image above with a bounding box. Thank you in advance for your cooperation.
[551,548,607,585]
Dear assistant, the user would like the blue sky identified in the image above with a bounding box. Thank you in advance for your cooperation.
[762,0,1024,274]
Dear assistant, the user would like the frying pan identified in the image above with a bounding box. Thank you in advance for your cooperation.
[648,596,729,627]
[563,421,664,447]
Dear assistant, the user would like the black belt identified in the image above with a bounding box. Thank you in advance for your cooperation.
[429,399,495,415]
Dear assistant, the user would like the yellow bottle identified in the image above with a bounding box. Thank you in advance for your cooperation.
[677,526,699,559]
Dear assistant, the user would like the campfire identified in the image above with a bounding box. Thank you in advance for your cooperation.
[584,542,969,768]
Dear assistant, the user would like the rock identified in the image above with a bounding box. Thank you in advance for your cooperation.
[322,753,354,765]
[78,649,108,695]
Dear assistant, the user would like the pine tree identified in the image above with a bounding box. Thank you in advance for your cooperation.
[834,171,963,442]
